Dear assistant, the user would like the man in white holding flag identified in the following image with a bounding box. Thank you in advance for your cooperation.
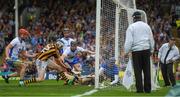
[124,11,154,93]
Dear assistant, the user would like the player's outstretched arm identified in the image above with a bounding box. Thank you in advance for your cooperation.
[23,51,37,58]
[5,44,13,60]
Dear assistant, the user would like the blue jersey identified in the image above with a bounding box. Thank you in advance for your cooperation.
[81,60,95,75]
[101,64,119,78]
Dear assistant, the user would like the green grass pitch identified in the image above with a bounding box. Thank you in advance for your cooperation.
[0,80,171,96]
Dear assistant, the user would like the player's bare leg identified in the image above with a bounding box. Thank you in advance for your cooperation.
[18,63,30,86]
[48,59,78,85]
[23,63,45,86]
[19,64,27,79]
[2,61,28,84]
[23,59,77,86]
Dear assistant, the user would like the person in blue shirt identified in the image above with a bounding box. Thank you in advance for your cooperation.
[99,57,119,85]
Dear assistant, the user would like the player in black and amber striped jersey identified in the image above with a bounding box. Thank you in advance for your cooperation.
[37,43,60,61]
[21,38,77,86]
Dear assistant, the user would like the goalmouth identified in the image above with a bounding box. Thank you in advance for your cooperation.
[95,0,147,89]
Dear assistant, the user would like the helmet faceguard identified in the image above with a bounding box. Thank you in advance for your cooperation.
[70,41,78,47]
[56,40,64,49]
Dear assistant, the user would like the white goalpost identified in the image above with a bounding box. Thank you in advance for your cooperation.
[95,0,149,89]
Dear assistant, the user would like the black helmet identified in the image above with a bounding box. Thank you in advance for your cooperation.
[132,11,141,18]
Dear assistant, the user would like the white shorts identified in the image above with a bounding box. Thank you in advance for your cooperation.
[35,59,49,71]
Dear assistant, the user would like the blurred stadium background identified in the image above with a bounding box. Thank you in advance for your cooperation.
[0,0,180,96]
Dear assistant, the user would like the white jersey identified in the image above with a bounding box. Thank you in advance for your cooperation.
[63,46,85,62]
[124,21,154,53]
[9,37,26,60]
[158,43,180,64]
[60,38,74,51]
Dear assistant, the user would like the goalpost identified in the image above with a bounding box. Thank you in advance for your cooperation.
[95,0,147,88]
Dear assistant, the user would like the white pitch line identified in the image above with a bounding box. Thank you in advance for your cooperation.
[71,89,98,97]
[71,85,108,97]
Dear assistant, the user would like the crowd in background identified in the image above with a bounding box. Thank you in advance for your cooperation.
[0,0,179,54]
[137,0,180,80]
[0,0,179,74]
[0,0,96,55]
[0,0,15,55]
[137,0,179,52]
[25,0,96,53]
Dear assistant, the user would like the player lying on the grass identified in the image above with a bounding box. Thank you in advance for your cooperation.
[2,28,37,84]
[55,41,95,84]
[58,51,95,85]
[61,41,95,75]
[99,57,119,85]
[22,38,77,86]
[78,56,95,85]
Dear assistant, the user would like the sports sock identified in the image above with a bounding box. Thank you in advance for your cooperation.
[59,72,69,82]
[24,77,37,85]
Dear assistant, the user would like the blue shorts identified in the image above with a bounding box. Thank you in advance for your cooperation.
[2,58,19,73]
[6,58,22,68]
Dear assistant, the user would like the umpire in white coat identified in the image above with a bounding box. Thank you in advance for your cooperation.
[124,11,154,93]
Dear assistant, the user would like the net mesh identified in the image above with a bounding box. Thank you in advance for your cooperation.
[98,0,147,87]
[99,0,117,86]
[118,0,136,9]
[100,0,116,61]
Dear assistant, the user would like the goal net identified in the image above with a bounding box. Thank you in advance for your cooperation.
[95,0,147,88]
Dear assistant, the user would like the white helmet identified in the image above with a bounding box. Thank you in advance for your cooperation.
[56,40,64,49]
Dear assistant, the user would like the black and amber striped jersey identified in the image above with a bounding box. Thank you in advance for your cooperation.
[37,43,60,61]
